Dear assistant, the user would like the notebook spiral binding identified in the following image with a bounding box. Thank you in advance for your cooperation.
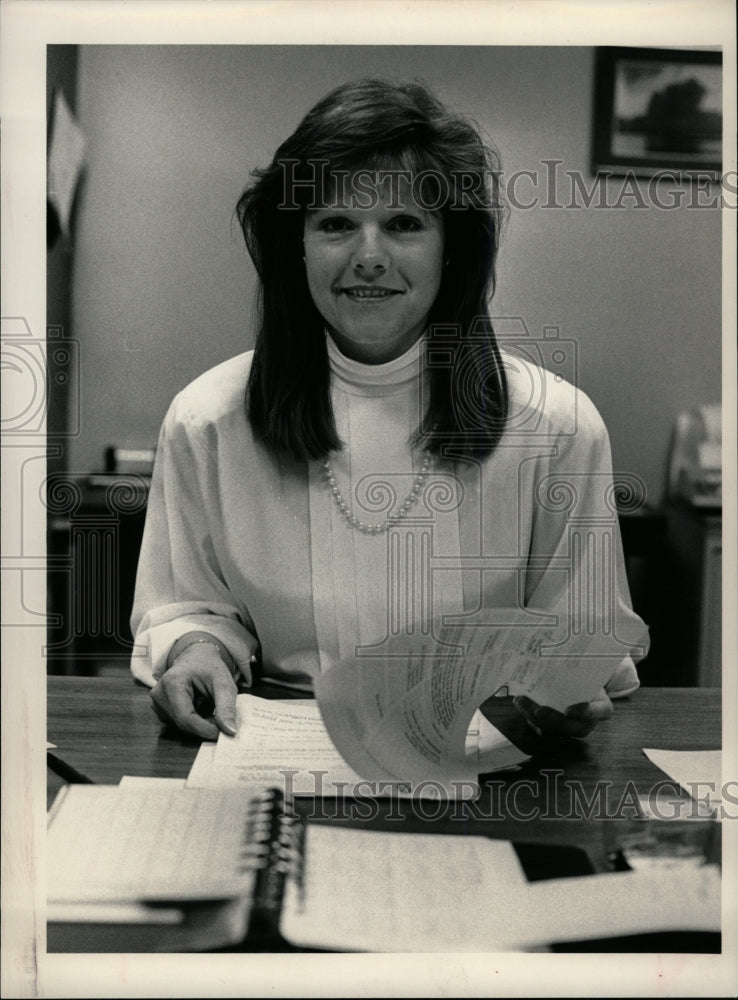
[245,788,304,927]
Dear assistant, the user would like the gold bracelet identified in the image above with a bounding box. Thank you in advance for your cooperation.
[168,634,238,679]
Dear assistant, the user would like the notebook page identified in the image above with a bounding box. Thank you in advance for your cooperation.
[281,825,720,952]
[48,786,259,902]
[281,825,529,952]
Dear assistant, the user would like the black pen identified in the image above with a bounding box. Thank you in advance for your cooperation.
[47,751,95,784]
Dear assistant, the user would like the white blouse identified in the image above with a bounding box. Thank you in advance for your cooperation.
[130,334,647,695]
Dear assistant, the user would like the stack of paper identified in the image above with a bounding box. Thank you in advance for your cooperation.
[186,695,529,798]
[313,616,633,795]
[281,825,721,952]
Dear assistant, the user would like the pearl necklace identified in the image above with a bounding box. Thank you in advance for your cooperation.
[321,451,433,534]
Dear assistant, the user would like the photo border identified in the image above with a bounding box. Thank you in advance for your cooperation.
[2,2,737,998]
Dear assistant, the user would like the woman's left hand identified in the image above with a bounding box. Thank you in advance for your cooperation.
[513,687,613,739]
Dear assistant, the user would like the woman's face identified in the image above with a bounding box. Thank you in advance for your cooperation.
[303,173,444,364]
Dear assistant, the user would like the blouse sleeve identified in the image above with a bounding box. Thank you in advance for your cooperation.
[524,387,649,697]
[129,394,258,687]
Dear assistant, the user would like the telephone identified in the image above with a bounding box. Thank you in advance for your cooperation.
[667,404,722,508]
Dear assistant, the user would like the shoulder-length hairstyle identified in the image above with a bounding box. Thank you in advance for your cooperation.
[237,77,508,463]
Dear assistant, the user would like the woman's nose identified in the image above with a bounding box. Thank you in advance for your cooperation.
[351,229,389,273]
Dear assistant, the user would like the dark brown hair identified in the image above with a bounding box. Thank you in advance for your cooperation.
[237,78,508,462]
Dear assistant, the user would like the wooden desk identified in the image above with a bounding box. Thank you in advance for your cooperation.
[47,678,722,952]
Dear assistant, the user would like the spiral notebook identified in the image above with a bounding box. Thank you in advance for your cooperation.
[47,784,721,951]
[46,782,532,948]
[47,784,300,908]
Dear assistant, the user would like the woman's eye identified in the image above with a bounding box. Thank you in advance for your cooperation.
[319,217,354,233]
[388,216,423,233]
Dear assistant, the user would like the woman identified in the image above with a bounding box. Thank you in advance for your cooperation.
[131,78,646,743]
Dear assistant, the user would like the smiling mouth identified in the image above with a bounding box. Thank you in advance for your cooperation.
[339,287,402,300]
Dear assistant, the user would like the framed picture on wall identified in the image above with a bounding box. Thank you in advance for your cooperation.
[591,46,722,178]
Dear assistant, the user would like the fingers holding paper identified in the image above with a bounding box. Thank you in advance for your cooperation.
[513,687,614,739]
[151,646,238,741]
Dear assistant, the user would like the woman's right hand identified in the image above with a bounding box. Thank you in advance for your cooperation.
[151,645,238,740]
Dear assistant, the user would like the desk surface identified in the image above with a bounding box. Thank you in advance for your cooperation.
[46,678,722,952]
[47,677,721,822]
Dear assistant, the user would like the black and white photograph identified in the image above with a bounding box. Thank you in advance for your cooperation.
[1,2,736,997]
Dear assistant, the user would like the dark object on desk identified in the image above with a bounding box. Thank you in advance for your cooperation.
[551,930,720,954]
[513,842,595,882]
[47,751,94,785]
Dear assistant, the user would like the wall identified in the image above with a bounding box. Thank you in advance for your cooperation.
[47,44,78,476]
[71,45,722,505]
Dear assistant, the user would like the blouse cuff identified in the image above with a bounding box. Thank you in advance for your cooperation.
[131,612,257,688]
[605,656,641,699]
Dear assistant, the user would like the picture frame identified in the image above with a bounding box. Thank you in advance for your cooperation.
[592,46,722,178]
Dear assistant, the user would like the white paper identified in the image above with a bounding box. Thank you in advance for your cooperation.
[518,864,721,947]
[190,742,460,797]
[209,696,371,795]
[470,709,528,773]
[315,615,620,796]
[215,697,360,774]
[643,748,723,811]
[47,785,258,903]
[281,824,721,952]
[47,902,184,925]
[281,826,530,951]
[199,695,528,799]
[637,795,716,821]
[119,775,188,790]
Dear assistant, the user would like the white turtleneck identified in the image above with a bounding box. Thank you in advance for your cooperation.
[131,338,646,695]
[310,333,464,671]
